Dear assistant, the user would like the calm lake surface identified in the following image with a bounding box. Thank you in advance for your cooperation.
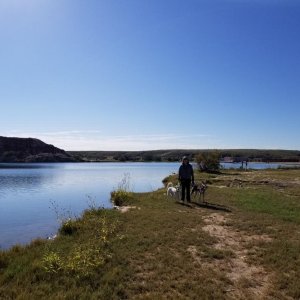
[0,162,179,249]
[0,161,297,249]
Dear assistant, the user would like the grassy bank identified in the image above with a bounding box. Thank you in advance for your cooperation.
[1,169,300,299]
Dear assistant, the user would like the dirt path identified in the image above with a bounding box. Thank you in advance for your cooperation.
[189,212,273,299]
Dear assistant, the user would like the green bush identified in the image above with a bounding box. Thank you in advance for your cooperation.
[42,212,117,279]
[42,251,63,274]
[0,252,9,270]
[111,189,133,206]
[59,219,79,235]
[110,173,133,206]
[196,151,221,172]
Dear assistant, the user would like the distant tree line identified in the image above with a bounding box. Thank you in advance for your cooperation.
[68,149,300,164]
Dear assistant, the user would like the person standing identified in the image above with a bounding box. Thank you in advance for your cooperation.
[178,156,194,203]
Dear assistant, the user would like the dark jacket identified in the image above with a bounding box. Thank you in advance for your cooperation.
[179,163,194,182]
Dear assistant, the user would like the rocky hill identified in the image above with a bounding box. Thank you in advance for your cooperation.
[0,136,76,162]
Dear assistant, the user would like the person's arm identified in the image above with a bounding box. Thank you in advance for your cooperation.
[191,165,194,184]
[178,166,182,181]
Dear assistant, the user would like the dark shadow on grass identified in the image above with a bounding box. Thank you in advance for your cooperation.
[191,201,232,212]
[175,198,232,212]
[176,201,196,209]
[216,171,242,176]
[175,200,231,212]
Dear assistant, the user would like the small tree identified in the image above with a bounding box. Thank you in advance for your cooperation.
[196,151,220,172]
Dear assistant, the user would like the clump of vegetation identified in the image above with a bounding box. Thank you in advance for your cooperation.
[0,206,121,299]
[59,218,79,235]
[42,209,118,279]
[0,252,9,270]
[42,251,62,273]
[110,173,133,206]
[111,190,133,206]
[196,151,221,172]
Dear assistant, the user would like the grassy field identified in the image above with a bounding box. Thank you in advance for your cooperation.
[1,169,300,299]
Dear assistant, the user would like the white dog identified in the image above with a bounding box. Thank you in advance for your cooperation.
[166,182,180,197]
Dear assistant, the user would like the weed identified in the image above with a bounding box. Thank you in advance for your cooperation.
[110,173,133,206]
[0,252,8,270]
[110,189,133,206]
[59,218,79,235]
[42,210,118,280]
[65,245,106,278]
[42,251,63,273]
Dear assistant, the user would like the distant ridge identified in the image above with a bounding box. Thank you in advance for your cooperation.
[0,136,76,162]
[1,136,299,163]
[69,149,300,163]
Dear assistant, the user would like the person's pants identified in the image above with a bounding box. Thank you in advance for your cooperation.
[181,179,191,202]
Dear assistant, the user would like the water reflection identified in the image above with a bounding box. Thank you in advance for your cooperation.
[0,162,179,249]
[0,174,49,193]
[0,163,55,169]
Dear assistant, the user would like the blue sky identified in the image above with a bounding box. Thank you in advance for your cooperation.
[0,0,299,150]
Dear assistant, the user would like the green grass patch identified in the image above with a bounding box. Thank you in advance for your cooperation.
[232,188,300,224]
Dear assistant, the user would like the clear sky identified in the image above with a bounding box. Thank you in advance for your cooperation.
[0,0,299,150]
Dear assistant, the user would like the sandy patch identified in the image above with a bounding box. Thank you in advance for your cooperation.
[114,206,139,213]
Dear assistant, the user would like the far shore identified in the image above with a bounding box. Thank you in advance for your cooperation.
[1,160,300,164]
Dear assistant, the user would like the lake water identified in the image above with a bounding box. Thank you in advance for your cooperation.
[0,162,178,249]
[0,161,297,249]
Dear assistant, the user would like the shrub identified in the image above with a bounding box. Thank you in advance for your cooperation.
[110,173,133,206]
[110,189,132,206]
[0,252,9,270]
[42,213,117,278]
[42,251,63,273]
[59,219,79,235]
[196,151,221,172]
